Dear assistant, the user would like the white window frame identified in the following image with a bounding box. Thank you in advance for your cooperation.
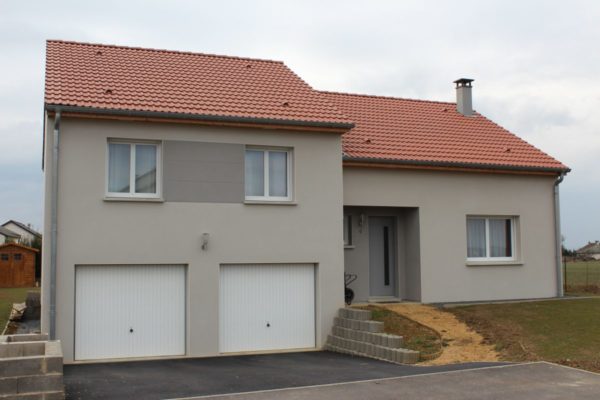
[245,147,293,202]
[106,140,162,199]
[466,216,517,262]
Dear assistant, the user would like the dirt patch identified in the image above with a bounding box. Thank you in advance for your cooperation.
[566,284,600,294]
[450,306,533,362]
[357,305,442,360]
[382,303,499,365]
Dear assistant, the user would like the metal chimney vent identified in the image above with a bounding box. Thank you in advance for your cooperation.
[454,78,474,116]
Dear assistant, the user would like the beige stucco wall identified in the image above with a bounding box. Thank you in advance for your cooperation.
[42,116,344,363]
[343,167,558,303]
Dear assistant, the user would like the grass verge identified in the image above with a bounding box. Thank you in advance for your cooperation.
[565,261,600,294]
[447,298,600,372]
[357,305,443,360]
[0,287,39,334]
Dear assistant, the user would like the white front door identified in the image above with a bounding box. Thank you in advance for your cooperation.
[75,265,186,361]
[219,264,315,353]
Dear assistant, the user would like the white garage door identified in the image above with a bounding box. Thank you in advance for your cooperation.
[75,265,186,361]
[219,264,315,353]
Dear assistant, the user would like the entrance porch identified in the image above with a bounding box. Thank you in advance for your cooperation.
[344,207,421,303]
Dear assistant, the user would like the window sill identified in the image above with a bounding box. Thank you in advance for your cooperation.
[104,196,164,203]
[344,245,355,250]
[244,200,297,206]
[466,260,523,267]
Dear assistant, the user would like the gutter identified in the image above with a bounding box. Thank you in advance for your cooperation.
[554,172,566,297]
[42,107,47,170]
[343,156,571,174]
[44,104,355,131]
[49,110,61,339]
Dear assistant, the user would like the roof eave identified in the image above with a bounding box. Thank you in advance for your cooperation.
[0,243,40,252]
[45,104,355,132]
[343,156,571,175]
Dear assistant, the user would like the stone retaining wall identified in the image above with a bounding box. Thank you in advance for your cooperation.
[0,334,64,399]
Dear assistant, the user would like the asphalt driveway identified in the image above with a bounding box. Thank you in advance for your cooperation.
[64,351,504,400]
[204,362,600,400]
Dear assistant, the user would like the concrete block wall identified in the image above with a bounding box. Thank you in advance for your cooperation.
[0,335,63,399]
[326,308,419,364]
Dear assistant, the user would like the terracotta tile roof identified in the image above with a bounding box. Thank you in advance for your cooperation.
[44,40,353,129]
[322,91,568,172]
[44,40,567,173]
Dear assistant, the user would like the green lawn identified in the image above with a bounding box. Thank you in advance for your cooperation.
[0,287,39,334]
[448,298,600,371]
[565,260,600,293]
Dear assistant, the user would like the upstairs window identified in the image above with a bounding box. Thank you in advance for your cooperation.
[245,148,292,201]
[467,216,516,261]
[107,141,161,198]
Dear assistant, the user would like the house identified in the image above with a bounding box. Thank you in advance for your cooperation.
[41,40,569,364]
[0,227,21,245]
[577,241,600,260]
[0,243,38,288]
[1,220,41,245]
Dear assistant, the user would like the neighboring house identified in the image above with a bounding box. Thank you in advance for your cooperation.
[0,243,37,288]
[0,226,21,245]
[41,40,569,364]
[1,220,42,245]
[577,241,600,260]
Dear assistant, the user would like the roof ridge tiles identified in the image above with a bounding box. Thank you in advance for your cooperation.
[318,90,456,106]
[46,39,285,65]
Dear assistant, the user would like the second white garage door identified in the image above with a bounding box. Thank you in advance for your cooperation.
[219,264,315,353]
[75,264,186,361]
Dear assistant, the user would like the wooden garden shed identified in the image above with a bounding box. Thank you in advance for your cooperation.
[0,243,37,287]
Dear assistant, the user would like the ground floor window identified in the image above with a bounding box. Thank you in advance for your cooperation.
[467,216,516,261]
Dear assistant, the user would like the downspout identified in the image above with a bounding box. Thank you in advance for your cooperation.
[49,110,61,339]
[554,172,565,297]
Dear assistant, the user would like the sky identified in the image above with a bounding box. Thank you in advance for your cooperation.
[0,0,598,249]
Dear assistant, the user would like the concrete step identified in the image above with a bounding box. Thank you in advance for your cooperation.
[333,317,384,333]
[332,326,403,348]
[326,335,419,364]
[338,308,372,321]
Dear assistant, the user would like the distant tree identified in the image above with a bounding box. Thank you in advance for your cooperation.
[562,246,576,257]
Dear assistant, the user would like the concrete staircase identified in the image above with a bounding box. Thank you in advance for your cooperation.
[326,308,419,364]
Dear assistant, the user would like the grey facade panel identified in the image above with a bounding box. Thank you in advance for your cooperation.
[403,208,421,301]
[163,140,244,203]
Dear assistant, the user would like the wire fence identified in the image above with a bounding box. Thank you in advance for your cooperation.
[564,260,600,294]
